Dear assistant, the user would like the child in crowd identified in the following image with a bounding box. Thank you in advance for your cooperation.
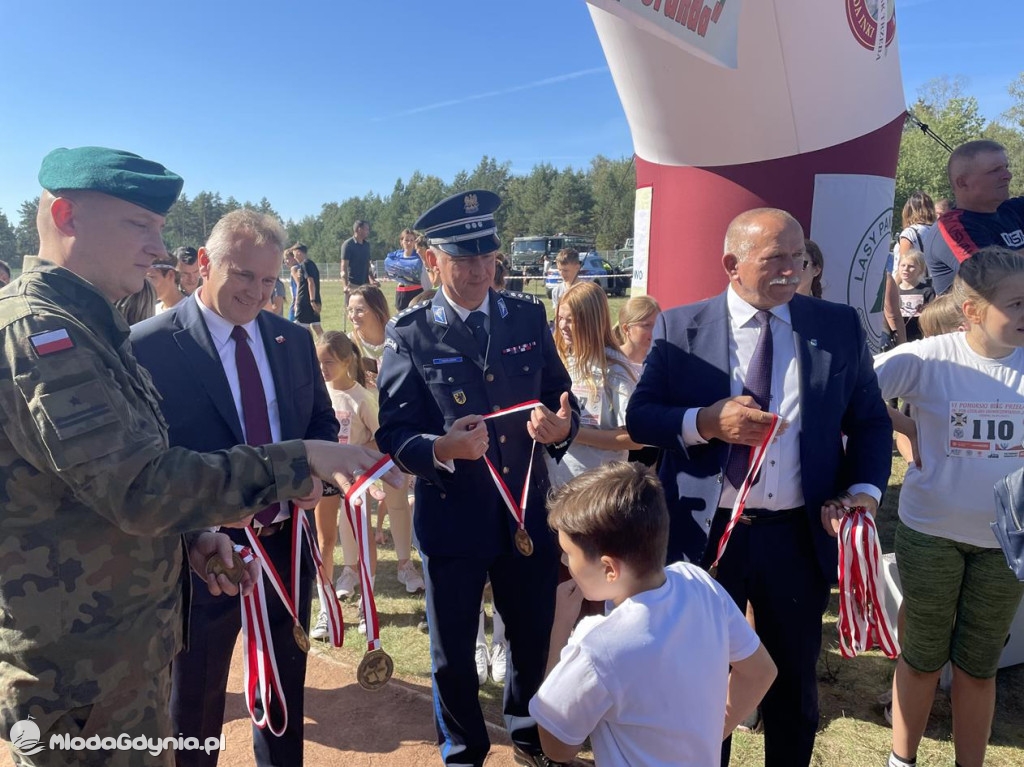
[346,285,424,593]
[312,331,379,637]
[875,247,1024,767]
[549,281,642,488]
[530,461,777,766]
[896,250,935,342]
[613,296,661,467]
[550,248,582,312]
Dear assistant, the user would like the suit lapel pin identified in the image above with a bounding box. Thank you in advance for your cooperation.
[809,338,818,347]
[275,336,285,344]
[432,306,448,326]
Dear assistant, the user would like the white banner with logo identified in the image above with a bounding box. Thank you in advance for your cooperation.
[586,0,741,69]
[809,174,895,351]
[630,186,653,297]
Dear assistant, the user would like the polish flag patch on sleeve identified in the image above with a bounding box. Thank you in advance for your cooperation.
[30,328,75,356]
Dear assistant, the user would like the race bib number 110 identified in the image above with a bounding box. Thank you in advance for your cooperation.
[948,401,1024,458]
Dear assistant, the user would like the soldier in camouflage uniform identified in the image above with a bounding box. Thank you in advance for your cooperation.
[0,147,387,767]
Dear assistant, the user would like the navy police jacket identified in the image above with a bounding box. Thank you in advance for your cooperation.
[376,288,579,558]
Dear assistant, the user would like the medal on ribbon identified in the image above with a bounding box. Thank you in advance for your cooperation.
[481,400,543,556]
[837,507,900,659]
[344,455,398,691]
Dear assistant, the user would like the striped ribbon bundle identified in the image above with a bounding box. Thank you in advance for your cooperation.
[837,507,900,659]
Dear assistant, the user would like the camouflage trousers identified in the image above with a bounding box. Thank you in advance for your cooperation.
[10,668,174,767]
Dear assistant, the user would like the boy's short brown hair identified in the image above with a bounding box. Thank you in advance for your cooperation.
[547,462,669,577]
[555,248,580,265]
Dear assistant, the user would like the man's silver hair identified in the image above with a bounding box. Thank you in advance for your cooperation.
[723,208,802,261]
[205,209,287,264]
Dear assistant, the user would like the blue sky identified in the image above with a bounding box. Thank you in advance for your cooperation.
[0,0,1021,226]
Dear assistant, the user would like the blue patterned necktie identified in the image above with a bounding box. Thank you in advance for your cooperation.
[724,310,773,489]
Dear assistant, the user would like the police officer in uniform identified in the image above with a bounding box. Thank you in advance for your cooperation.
[376,190,580,767]
[0,147,387,766]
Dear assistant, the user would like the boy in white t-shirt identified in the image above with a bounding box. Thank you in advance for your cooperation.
[529,462,777,767]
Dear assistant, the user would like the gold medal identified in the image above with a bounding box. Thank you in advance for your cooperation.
[205,551,246,585]
[514,528,534,557]
[293,624,310,654]
[356,648,394,691]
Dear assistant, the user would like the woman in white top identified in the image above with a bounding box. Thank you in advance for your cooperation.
[345,284,424,593]
[549,281,642,488]
[874,247,1024,767]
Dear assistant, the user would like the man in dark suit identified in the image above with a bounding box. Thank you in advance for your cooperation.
[132,210,339,767]
[376,190,579,767]
[627,208,892,767]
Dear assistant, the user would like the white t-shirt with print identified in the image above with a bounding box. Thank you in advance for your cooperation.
[548,347,637,488]
[328,383,378,448]
[529,563,760,767]
[875,332,1024,546]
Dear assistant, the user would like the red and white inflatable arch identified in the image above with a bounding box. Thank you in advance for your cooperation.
[587,0,905,348]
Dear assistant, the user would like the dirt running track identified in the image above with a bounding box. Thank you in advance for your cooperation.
[2,638,525,766]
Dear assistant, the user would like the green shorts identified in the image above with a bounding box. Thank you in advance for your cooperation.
[896,520,1024,678]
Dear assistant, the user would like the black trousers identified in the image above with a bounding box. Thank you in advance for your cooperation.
[703,508,830,767]
[170,524,313,767]
[421,549,559,767]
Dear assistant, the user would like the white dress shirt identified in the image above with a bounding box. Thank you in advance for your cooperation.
[197,291,288,523]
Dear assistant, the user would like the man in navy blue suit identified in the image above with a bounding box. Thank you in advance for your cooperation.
[132,210,339,767]
[376,190,579,767]
[627,208,892,767]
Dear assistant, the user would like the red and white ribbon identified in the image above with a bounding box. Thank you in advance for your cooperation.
[837,507,900,659]
[480,399,542,535]
[344,455,397,652]
[239,511,345,734]
[709,414,782,576]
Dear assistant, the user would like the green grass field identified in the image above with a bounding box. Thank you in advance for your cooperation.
[304,281,1024,766]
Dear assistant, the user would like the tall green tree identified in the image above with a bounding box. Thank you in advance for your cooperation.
[0,211,18,266]
[15,199,39,259]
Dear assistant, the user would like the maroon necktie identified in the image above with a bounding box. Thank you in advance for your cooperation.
[724,310,773,489]
[231,325,278,525]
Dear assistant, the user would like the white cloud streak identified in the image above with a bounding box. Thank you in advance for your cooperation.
[374,66,610,121]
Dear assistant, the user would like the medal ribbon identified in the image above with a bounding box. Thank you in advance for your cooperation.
[480,399,542,535]
[298,512,345,647]
[344,455,398,652]
[709,414,782,577]
[238,544,289,736]
[837,507,900,659]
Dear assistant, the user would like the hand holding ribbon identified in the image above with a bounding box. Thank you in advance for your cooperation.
[528,391,573,445]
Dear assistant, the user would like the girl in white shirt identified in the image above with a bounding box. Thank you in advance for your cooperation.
[550,281,642,488]
[874,247,1024,767]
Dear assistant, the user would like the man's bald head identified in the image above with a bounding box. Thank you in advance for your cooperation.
[724,208,803,261]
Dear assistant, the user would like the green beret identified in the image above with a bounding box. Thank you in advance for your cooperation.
[38,146,184,216]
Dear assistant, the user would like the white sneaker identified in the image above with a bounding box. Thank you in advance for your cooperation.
[310,610,329,641]
[335,567,358,599]
[397,560,425,593]
[490,642,508,684]
[475,642,489,685]
[357,602,367,635]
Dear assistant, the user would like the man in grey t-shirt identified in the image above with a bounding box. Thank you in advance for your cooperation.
[341,219,377,299]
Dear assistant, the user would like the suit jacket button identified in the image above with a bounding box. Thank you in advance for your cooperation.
[486,373,495,382]
[492,405,500,413]
[522,365,530,372]
[499,435,507,444]
[447,376,455,383]
[440,493,446,500]
[502,466,510,475]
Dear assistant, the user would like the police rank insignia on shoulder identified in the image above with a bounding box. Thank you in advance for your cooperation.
[453,390,467,405]
[502,341,537,356]
[432,306,448,326]
[501,290,539,305]
[30,328,75,356]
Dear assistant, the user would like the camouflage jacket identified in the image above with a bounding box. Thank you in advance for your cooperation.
[0,264,312,736]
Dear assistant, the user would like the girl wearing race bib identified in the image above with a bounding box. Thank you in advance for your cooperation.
[874,246,1024,767]
[549,281,642,489]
